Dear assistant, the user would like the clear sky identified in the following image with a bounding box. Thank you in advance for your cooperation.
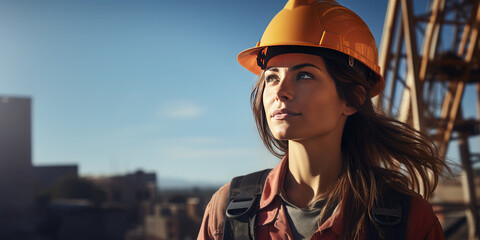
[0,0,473,186]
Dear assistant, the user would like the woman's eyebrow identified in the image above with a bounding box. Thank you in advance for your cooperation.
[291,63,321,71]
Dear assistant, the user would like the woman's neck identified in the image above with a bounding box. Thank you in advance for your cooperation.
[284,136,343,208]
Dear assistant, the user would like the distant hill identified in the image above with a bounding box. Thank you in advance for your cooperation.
[158,176,222,190]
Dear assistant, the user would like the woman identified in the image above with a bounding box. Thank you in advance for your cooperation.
[198,0,448,239]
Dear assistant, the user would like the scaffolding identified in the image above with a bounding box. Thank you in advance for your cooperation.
[378,0,480,239]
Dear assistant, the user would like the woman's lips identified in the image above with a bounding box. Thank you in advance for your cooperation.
[272,109,301,120]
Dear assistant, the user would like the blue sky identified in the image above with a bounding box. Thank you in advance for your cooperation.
[0,0,472,186]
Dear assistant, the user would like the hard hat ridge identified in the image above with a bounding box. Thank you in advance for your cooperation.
[285,0,338,9]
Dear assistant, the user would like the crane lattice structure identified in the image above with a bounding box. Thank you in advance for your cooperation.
[378,0,480,239]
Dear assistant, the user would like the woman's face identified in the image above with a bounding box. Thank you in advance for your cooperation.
[262,53,355,142]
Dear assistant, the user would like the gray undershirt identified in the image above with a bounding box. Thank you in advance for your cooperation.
[280,195,337,240]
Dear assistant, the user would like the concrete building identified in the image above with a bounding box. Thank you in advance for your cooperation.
[0,96,35,239]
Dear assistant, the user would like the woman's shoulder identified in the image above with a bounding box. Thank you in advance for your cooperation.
[408,194,438,225]
[406,194,445,240]
[198,183,230,239]
[209,182,231,215]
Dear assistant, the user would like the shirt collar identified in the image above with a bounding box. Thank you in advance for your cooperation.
[259,155,289,209]
[258,154,345,236]
[319,201,344,236]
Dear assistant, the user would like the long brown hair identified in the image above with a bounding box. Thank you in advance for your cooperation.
[250,54,448,240]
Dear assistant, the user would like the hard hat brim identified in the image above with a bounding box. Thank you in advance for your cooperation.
[237,46,264,76]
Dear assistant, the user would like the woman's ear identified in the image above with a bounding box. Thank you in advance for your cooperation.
[343,104,357,116]
[343,85,366,116]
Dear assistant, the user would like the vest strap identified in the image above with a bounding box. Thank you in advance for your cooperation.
[224,169,272,240]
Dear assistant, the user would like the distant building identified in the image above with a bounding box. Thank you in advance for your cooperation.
[145,197,201,240]
[33,165,78,193]
[37,200,132,240]
[86,170,157,207]
[36,169,156,240]
[0,96,35,239]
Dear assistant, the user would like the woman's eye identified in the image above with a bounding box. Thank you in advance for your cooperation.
[297,72,314,80]
[265,75,279,83]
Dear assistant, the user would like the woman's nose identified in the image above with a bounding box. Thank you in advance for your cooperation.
[274,78,294,101]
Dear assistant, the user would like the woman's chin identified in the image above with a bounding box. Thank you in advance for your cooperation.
[271,131,296,141]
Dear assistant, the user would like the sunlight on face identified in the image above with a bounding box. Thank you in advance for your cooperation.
[262,53,353,142]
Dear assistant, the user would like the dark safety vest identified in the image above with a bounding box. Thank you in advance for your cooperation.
[223,169,412,240]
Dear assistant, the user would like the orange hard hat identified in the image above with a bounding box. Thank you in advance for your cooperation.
[238,0,385,97]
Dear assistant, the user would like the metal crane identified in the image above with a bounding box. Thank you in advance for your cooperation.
[378,0,480,239]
